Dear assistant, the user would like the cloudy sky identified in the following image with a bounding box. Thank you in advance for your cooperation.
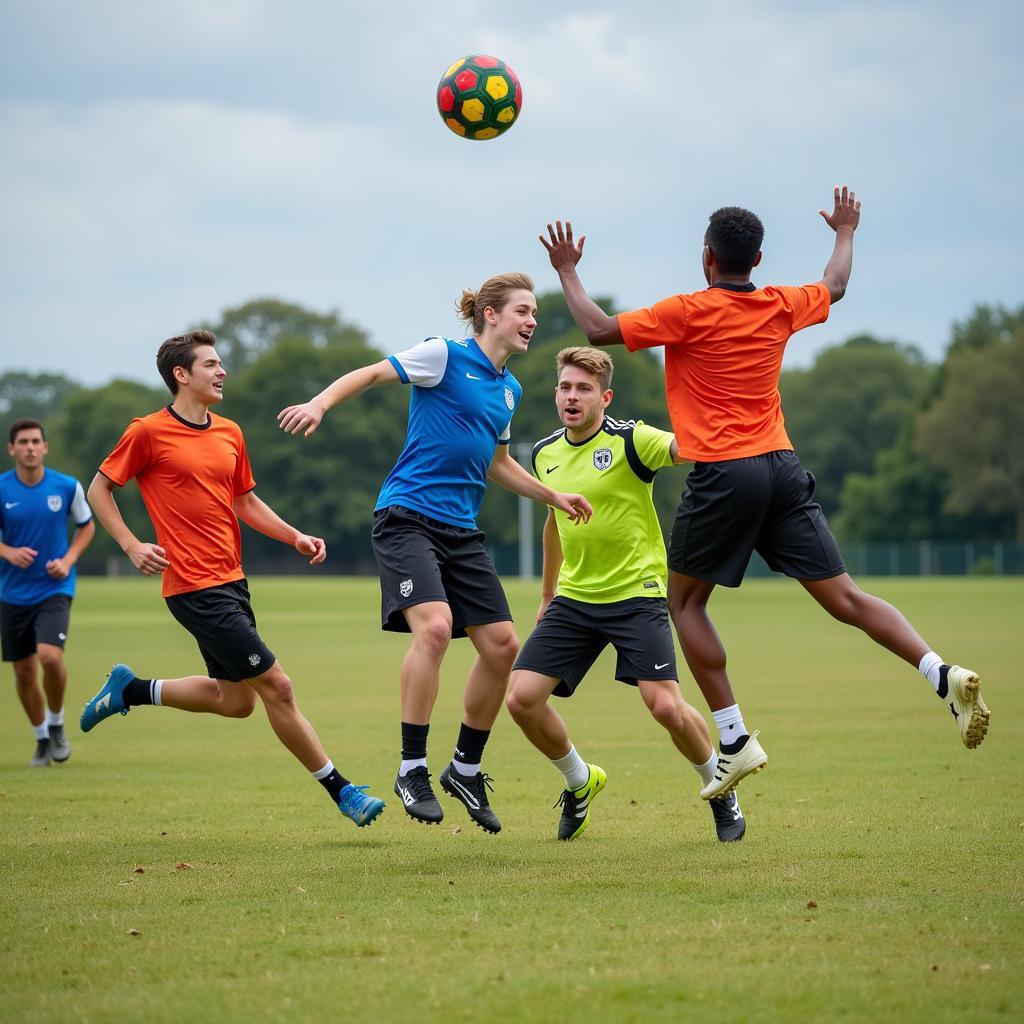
[2,0,1021,386]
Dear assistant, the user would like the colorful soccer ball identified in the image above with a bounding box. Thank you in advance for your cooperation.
[436,55,522,141]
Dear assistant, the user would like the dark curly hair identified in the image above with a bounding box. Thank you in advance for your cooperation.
[705,207,764,275]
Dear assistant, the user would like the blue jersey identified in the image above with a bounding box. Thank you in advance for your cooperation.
[0,468,92,606]
[376,336,523,529]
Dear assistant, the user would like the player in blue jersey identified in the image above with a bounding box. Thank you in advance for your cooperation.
[1,419,95,767]
[280,273,592,833]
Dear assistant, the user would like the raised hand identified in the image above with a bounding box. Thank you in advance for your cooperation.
[819,185,861,233]
[540,220,586,273]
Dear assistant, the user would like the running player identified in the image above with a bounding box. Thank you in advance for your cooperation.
[80,330,385,828]
[279,273,592,833]
[1,419,95,767]
[538,187,989,798]
[506,347,744,841]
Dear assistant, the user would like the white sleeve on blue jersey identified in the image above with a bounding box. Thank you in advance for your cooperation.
[498,421,511,443]
[70,480,92,525]
[389,337,449,388]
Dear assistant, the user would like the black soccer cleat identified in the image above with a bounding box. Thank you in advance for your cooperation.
[394,766,443,824]
[709,790,746,842]
[440,764,501,834]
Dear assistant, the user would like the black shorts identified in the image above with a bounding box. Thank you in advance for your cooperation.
[371,505,512,639]
[164,579,276,683]
[1,595,72,662]
[513,595,677,697]
[667,450,845,588]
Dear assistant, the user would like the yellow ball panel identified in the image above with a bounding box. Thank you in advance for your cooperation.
[461,98,485,123]
[484,75,509,101]
[445,118,467,136]
[444,58,466,78]
[474,127,500,140]
[496,107,516,124]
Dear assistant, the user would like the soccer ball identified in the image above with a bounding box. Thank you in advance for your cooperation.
[436,55,522,140]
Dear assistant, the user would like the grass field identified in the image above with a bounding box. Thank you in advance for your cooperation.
[1,575,1021,1023]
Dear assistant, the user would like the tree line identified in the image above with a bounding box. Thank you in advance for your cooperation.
[2,295,1021,573]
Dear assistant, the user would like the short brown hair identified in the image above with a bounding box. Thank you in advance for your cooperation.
[456,273,535,335]
[156,329,218,395]
[9,418,45,444]
[556,346,614,391]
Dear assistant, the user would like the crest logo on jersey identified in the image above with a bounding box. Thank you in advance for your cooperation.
[593,448,613,471]
[504,387,515,410]
[248,653,261,667]
[400,578,414,598]
[47,495,63,512]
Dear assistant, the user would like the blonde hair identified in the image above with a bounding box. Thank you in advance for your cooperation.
[457,272,535,335]
[556,346,614,391]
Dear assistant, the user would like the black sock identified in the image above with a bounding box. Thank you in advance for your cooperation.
[720,734,749,755]
[937,665,950,700]
[123,677,155,707]
[401,722,429,762]
[317,767,351,803]
[453,722,490,768]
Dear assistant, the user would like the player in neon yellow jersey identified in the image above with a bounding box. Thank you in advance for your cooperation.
[506,347,744,841]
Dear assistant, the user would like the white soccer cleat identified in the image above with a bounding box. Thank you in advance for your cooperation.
[700,730,767,800]
[945,665,989,749]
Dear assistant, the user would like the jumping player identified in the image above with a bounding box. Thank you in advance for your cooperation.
[506,347,744,842]
[1,419,95,767]
[80,330,385,828]
[538,187,989,798]
[279,273,592,834]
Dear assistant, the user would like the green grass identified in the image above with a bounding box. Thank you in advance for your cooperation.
[1,576,1021,1023]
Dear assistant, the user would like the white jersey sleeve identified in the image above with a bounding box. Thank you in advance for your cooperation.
[70,480,93,525]
[498,421,511,443]
[388,337,449,388]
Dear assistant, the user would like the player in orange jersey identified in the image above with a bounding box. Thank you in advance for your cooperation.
[539,187,989,800]
[80,330,385,828]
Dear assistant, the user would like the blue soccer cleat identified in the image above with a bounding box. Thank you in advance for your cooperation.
[338,783,386,828]
[80,663,135,733]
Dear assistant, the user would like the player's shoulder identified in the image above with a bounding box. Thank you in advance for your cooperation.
[532,426,565,456]
[43,467,80,490]
[209,410,241,431]
[0,467,15,485]
[601,415,639,438]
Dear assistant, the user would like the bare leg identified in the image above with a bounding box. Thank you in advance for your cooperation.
[36,644,67,713]
[637,678,713,764]
[800,574,929,665]
[667,571,735,711]
[245,662,329,773]
[12,655,45,727]
[160,675,258,717]
[506,670,569,759]
[462,621,519,731]
[399,601,452,724]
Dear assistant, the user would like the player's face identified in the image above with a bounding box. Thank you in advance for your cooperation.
[7,429,48,470]
[487,290,537,353]
[178,345,227,404]
[555,365,612,436]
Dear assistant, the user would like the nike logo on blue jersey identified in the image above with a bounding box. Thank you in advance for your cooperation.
[4,501,19,509]
[466,373,482,380]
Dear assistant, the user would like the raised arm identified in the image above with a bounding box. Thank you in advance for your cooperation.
[487,445,592,524]
[540,221,623,346]
[818,185,861,303]
[232,491,326,565]
[87,473,169,575]
[278,358,400,437]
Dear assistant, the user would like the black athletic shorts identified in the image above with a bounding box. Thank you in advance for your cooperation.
[164,578,276,682]
[1,595,72,662]
[371,505,512,639]
[667,449,845,588]
[513,595,677,697]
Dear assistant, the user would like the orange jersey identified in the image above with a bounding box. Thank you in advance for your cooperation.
[99,407,256,597]
[618,283,830,462]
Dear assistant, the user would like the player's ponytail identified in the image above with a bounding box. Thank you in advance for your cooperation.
[456,272,535,335]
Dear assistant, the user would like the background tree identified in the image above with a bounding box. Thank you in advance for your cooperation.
[0,371,80,425]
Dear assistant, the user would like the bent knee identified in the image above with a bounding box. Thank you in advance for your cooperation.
[416,619,453,657]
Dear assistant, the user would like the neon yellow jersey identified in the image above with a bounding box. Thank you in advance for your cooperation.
[532,417,676,603]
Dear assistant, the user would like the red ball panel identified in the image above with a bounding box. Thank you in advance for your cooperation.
[437,85,455,113]
[454,69,478,92]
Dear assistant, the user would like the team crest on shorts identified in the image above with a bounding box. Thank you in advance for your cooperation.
[248,653,261,667]
[504,387,515,410]
[47,495,63,512]
[400,578,414,598]
[593,448,613,471]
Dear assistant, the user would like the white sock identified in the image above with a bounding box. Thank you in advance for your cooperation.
[151,679,164,706]
[399,758,427,775]
[45,707,64,727]
[32,721,49,741]
[918,651,944,692]
[312,760,334,780]
[452,760,480,776]
[712,704,748,746]
[692,750,718,788]
[552,745,590,790]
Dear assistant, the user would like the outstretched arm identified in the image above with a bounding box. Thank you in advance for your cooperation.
[487,445,592,523]
[540,221,623,346]
[232,491,326,565]
[818,185,861,303]
[278,359,400,437]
